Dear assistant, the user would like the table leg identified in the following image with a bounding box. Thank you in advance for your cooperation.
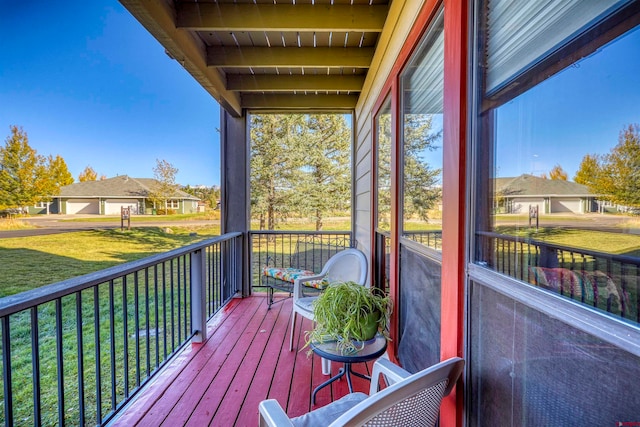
[349,367,370,381]
[344,363,354,393]
[312,366,346,404]
[312,362,374,404]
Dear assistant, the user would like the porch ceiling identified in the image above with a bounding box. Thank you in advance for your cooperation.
[119,0,392,116]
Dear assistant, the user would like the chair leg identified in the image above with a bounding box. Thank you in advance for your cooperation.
[289,311,297,351]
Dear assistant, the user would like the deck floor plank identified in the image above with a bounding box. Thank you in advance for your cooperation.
[234,301,292,426]
[140,297,261,426]
[175,298,266,426]
[110,295,385,427]
[207,299,286,426]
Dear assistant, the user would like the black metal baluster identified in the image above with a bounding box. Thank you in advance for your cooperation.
[93,287,102,424]
[162,262,168,358]
[75,292,85,425]
[2,315,12,427]
[123,276,129,398]
[30,306,41,426]
[55,298,65,427]
[134,272,140,388]
[170,260,175,352]
[154,264,160,369]
[177,256,182,344]
[145,268,151,378]
[109,280,116,410]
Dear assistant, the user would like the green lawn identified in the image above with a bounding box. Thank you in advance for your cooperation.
[496,226,640,257]
[0,225,221,426]
[0,226,220,298]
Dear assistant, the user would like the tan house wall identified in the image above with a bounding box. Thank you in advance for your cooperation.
[353,0,425,279]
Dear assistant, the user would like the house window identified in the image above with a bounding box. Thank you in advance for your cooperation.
[34,201,48,208]
[396,8,444,374]
[376,97,392,232]
[470,1,640,424]
[167,200,179,209]
[473,0,640,323]
[400,10,444,252]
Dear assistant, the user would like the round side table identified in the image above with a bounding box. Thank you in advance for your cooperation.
[310,334,387,404]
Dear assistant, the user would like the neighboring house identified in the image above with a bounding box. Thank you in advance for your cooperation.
[495,174,597,214]
[30,175,200,215]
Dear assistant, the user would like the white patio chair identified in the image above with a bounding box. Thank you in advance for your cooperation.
[289,248,368,353]
[259,357,465,427]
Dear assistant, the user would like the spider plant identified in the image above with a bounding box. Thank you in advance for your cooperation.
[305,281,392,354]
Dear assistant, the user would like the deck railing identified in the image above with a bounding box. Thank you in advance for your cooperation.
[0,232,242,427]
[249,231,353,290]
[402,230,442,250]
[477,231,640,323]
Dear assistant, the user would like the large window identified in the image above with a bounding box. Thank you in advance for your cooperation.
[474,0,640,324]
[376,98,392,232]
[396,9,444,373]
[400,11,444,251]
[470,2,640,424]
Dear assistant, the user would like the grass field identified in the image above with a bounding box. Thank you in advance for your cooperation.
[0,226,220,298]
[496,226,640,257]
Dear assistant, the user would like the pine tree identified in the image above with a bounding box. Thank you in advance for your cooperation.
[250,114,305,230]
[293,115,351,230]
[402,114,442,221]
[0,126,49,210]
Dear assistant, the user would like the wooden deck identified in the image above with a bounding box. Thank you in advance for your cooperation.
[110,294,376,426]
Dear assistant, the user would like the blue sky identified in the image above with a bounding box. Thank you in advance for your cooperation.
[496,26,640,179]
[1,1,221,187]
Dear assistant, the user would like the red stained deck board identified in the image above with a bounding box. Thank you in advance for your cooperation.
[110,295,387,427]
[110,297,248,426]
[206,300,287,426]
[167,298,266,426]
[234,302,293,426]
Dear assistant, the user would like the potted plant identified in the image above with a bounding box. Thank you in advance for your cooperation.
[305,281,392,354]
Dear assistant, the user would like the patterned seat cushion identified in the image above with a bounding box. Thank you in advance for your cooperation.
[262,267,331,289]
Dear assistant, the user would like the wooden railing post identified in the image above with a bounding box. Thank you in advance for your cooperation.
[191,249,207,343]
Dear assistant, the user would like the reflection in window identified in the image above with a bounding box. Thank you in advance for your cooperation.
[475,0,640,324]
[376,98,392,231]
[400,11,444,250]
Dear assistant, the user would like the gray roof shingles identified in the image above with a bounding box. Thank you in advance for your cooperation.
[58,175,198,200]
[496,174,592,197]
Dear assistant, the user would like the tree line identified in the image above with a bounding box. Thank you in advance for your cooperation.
[250,113,443,231]
[250,114,351,231]
[0,125,222,213]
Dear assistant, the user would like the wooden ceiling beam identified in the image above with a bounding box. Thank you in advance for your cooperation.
[242,93,357,110]
[208,47,374,68]
[227,75,365,92]
[177,3,387,32]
